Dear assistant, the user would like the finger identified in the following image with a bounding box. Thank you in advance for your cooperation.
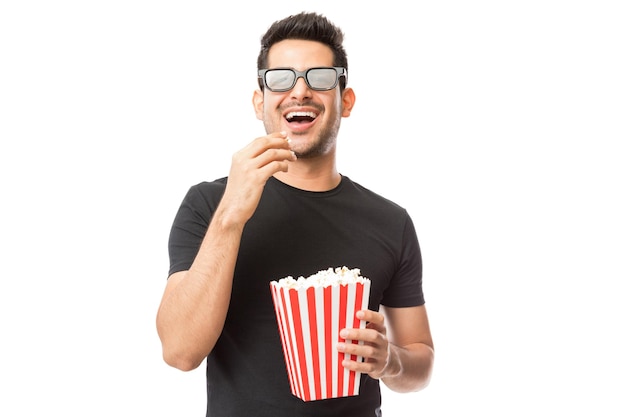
[337,340,376,358]
[338,348,384,377]
[256,158,292,177]
[340,310,384,340]
[339,327,380,345]
[356,309,384,325]
[253,147,297,170]
[247,132,292,157]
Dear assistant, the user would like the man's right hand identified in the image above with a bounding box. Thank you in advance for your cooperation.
[219,131,296,226]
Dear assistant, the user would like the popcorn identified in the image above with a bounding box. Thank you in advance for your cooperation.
[274,266,369,290]
[270,266,371,401]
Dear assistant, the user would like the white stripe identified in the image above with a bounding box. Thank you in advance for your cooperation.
[344,283,356,396]
[315,286,327,399]
[298,289,315,400]
[330,283,339,398]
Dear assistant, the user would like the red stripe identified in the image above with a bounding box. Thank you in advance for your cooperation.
[289,288,310,401]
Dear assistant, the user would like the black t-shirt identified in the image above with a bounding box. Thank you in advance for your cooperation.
[168,175,424,417]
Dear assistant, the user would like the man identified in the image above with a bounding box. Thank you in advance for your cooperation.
[156,11,434,416]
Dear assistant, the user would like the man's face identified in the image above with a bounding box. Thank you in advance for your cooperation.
[253,39,353,159]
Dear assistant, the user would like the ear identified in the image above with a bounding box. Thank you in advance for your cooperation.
[341,87,356,117]
[252,89,264,120]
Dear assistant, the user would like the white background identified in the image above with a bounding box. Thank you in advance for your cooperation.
[1,1,625,416]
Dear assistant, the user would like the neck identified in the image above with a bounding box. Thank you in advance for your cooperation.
[273,157,341,191]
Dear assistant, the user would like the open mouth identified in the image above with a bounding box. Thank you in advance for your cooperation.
[285,111,318,124]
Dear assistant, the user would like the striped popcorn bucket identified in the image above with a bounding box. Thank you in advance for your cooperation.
[270,279,371,401]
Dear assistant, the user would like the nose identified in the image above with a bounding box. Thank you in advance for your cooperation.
[290,75,312,100]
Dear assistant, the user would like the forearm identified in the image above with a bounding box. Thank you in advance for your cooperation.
[156,207,245,371]
[380,342,435,393]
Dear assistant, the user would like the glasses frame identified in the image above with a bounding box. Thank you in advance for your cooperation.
[257,67,347,92]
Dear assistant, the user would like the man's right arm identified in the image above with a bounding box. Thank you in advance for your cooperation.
[155,132,295,371]
[156,206,245,371]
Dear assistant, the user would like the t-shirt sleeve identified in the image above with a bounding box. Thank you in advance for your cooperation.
[380,213,425,308]
[167,183,222,277]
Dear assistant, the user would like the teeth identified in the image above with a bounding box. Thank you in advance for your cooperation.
[286,111,317,120]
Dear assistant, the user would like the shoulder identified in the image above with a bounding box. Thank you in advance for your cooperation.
[189,176,228,192]
[184,177,227,202]
[342,176,408,215]
[187,177,228,196]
